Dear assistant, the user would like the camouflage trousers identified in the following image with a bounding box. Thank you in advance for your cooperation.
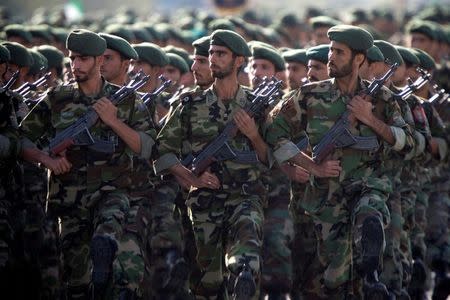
[299,178,391,299]
[399,189,416,288]
[187,183,264,299]
[380,190,404,296]
[260,172,293,294]
[48,189,130,299]
[138,180,187,299]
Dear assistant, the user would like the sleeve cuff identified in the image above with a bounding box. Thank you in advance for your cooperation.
[435,137,448,161]
[154,152,181,175]
[273,141,301,164]
[137,131,155,159]
[390,126,406,151]
[413,131,426,157]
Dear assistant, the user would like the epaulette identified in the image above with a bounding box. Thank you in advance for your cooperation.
[180,88,206,104]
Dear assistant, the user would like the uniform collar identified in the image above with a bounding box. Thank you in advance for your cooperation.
[205,84,247,107]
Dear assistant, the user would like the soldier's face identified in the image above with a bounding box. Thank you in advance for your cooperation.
[191,55,214,88]
[307,59,328,82]
[101,49,128,82]
[249,58,276,88]
[312,27,331,45]
[409,33,433,56]
[163,65,182,85]
[69,51,101,83]
[287,62,308,89]
[209,45,237,79]
[328,41,355,79]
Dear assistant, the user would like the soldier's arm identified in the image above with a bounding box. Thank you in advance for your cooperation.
[155,103,219,189]
[19,95,72,174]
[266,94,341,178]
[426,104,448,160]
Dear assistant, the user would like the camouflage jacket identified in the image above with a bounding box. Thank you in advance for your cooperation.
[20,79,156,199]
[155,84,268,185]
[266,78,415,200]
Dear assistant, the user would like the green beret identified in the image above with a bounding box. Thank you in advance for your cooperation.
[306,44,329,64]
[348,9,370,24]
[164,46,192,68]
[36,45,64,69]
[28,49,48,75]
[0,44,10,63]
[208,18,236,32]
[192,35,210,57]
[282,49,308,65]
[153,24,170,42]
[130,26,153,42]
[359,24,384,40]
[406,20,437,40]
[3,24,32,43]
[104,24,135,42]
[99,32,138,60]
[280,14,300,27]
[411,48,436,71]
[310,16,342,29]
[66,29,106,56]
[366,45,384,62]
[251,44,285,71]
[28,24,53,43]
[1,41,33,67]
[50,27,68,43]
[395,46,420,66]
[166,53,189,74]
[132,42,169,67]
[328,25,373,51]
[373,40,404,66]
[210,29,251,57]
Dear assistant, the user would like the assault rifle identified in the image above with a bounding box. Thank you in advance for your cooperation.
[395,67,432,100]
[182,77,282,175]
[428,86,448,105]
[49,71,150,155]
[312,63,399,163]
[137,75,172,111]
[15,72,51,98]
[1,70,19,92]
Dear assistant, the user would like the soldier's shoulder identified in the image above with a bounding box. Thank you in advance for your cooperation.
[299,79,333,95]
[180,86,207,105]
[48,82,76,97]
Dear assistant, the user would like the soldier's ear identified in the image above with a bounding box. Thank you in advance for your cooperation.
[354,53,365,66]
[235,55,245,69]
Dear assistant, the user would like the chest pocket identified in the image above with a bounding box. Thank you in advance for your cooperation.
[188,103,221,153]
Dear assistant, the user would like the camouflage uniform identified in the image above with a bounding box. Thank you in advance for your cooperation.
[266,78,414,298]
[155,86,266,299]
[19,80,154,299]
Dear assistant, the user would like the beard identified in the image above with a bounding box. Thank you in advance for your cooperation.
[328,59,353,78]
[211,59,235,79]
[73,72,89,82]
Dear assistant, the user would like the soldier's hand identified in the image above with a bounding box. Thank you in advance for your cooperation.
[347,95,374,125]
[174,174,192,190]
[280,163,310,183]
[234,109,259,140]
[197,171,221,189]
[314,160,341,178]
[93,97,118,127]
[43,155,72,175]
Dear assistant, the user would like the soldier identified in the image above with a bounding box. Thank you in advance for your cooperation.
[99,33,138,86]
[308,16,342,46]
[19,29,156,299]
[305,44,330,82]
[191,35,214,91]
[247,42,294,300]
[163,52,190,94]
[155,29,269,299]
[3,24,33,47]
[131,42,170,124]
[266,25,414,298]
[282,49,308,91]
[36,45,65,87]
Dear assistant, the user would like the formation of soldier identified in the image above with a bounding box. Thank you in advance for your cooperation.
[0,3,449,300]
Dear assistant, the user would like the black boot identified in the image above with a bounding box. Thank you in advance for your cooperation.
[233,263,256,300]
[160,248,189,290]
[90,235,117,299]
[361,216,389,300]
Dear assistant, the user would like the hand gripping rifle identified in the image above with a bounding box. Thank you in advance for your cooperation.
[49,71,150,155]
[182,78,282,175]
[312,63,399,163]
